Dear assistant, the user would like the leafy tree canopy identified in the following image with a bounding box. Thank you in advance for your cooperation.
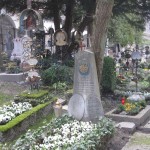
[0,0,150,32]
[108,14,144,46]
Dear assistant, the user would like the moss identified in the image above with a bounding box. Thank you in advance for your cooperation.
[0,102,50,132]
[19,90,48,99]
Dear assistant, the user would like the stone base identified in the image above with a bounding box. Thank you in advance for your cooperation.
[0,103,53,142]
[105,105,150,127]
[62,105,68,115]
[0,73,26,82]
[116,122,136,134]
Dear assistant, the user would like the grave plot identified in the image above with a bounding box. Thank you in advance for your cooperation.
[0,89,56,142]
[10,115,114,150]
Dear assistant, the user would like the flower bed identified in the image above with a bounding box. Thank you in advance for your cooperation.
[115,99,146,115]
[11,116,114,150]
[15,90,57,107]
[0,102,32,125]
[0,102,54,142]
[105,105,150,127]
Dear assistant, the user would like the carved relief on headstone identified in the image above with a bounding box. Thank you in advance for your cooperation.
[10,37,24,61]
[87,94,103,122]
[21,31,32,62]
[68,49,104,122]
[68,94,85,120]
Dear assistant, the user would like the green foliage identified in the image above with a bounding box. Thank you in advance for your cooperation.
[116,104,125,113]
[72,118,115,150]
[16,91,56,107]
[101,57,116,93]
[65,89,73,100]
[108,14,144,46]
[36,58,52,70]
[52,82,68,91]
[6,62,21,74]
[41,64,73,86]
[19,90,48,99]
[116,100,147,116]
[10,116,114,150]
[64,59,74,67]
[0,102,50,132]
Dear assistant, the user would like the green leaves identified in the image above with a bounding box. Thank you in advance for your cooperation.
[101,56,116,93]
[40,64,73,86]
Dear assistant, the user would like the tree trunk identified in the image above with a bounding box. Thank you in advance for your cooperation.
[52,0,60,31]
[64,0,75,42]
[77,4,96,34]
[91,0,114,83]
[0,49,3,71]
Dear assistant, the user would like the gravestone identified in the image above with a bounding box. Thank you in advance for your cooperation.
[10,37,24,61]
[68,49,104,122]
[0,14,15,56]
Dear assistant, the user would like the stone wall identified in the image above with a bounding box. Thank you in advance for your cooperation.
[0,73,26,82]
[0,103,53,142]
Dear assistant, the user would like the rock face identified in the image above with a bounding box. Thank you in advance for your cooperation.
[68,49,104,122]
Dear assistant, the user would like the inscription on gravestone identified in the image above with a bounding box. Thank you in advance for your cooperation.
[87,94,103,122]
[68,49,104,122]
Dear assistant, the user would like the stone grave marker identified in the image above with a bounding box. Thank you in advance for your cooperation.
[68,49,104,122]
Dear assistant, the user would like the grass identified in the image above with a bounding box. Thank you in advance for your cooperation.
[0,92,13,106]
[130,136,150,145]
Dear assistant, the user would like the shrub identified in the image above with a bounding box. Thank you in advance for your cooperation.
[36,58,52,70]
[64,59,74,67]
[41,64,73,86]
[52,82,68,91]
[16,91,54,107]
[101,56,116,93]
[19,90,48,99]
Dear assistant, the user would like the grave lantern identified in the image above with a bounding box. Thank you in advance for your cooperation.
[131,50,142,92]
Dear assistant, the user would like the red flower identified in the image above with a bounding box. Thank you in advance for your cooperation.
[121,98,125,105]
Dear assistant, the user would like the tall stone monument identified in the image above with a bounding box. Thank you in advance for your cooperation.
[68,49,104,122]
